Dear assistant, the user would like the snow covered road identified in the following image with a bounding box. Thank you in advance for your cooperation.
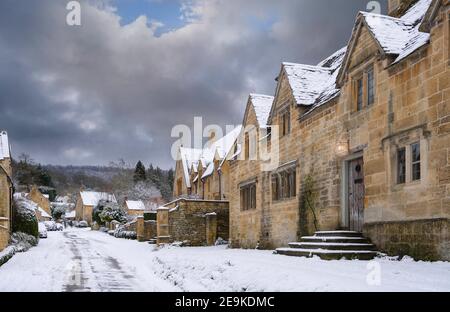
[0,228,449,292]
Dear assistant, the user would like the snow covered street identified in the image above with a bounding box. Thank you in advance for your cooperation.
[0,228,449,292]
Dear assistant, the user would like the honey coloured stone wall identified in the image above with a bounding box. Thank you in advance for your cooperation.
[0,158,12,252]
[335,4,450,260]
[161,199,229,246]
[298,99,342,234]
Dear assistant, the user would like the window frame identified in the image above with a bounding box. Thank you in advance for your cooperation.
[271,167,296,202]
[240,183,256,211]
[367,67,375,106]
[356,77,363,111]
[411,142,421,181]
[397,147,406,184]
[279,107,291,137]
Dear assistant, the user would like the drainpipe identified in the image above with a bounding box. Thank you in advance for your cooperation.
[201,179,205,200]
[218,168,223,200]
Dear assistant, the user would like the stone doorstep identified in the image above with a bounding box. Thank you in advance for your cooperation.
[301,236,371,244]
[288,242,376,251]
[314,230,362,237]
[275,248,378,261]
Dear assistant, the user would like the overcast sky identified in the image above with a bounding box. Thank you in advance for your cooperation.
[0,0,387,169]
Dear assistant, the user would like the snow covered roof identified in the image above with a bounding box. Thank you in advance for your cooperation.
[249,94,274,128]
[179,126,242,184]
[0,131,10,160]
[280,46,346,110]
[126,200,145,211]
[179,147,203,188]
[80,191,117,206]
[317,46,347,70]
[337,0,433,86]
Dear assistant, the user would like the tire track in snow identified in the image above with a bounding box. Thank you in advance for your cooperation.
[63,231,140,292]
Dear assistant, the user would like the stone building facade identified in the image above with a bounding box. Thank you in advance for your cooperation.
[230,0,449,260]
[0,131,13,252]
[173,126,242,201]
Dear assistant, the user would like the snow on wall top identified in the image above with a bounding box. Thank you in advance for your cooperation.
[249,94,274,128]
[80,191,117,206]
[126,200,145,211]
[0,131,10,160]
[38,207,51,218]
[65,210,76,218]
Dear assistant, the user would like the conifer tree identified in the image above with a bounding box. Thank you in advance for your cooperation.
[133,160,147,183]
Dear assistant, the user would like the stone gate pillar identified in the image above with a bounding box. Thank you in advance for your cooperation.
[136,216,145,242]
[205,212,217,246]
[157,207,170,245]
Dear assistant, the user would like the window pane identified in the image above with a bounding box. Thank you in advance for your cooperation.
[397,148,406,184]
[411,142,421,181]
[368,69,374,105]
[411,143,420,162]
[412,163,421,181]
[357,78,363,111]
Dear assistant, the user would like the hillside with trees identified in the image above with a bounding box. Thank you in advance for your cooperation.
[11,154,174,203]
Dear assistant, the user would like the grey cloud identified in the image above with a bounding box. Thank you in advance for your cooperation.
[0,0,387,168]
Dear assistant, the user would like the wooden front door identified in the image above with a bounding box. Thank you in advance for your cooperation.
[348,157,364,232]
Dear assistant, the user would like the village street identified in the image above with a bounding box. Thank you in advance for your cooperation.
[0,228,449,292]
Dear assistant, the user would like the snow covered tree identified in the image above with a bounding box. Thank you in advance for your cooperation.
[98,201,127,224]
[12,197,39,238]
[51,205,66,220]
[133,161,146,183]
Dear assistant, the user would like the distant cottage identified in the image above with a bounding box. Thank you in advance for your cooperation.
[27,185,52,219]
[75,191,117,225]
[125,200,146,216]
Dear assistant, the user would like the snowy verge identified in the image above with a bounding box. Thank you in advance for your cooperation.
[0,246,16,267]
[0,232,39,267]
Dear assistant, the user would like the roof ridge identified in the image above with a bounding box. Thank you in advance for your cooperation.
[360,10,415,26]
[282,62,332,71]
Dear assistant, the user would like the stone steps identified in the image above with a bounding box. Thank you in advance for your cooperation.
[315,230,362,237]
[276,248,378,261]
[288,242,376,251]
[276,230,378,260]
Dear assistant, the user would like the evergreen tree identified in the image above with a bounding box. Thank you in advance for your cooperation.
[167,168,174,193]
[133,161,147,183]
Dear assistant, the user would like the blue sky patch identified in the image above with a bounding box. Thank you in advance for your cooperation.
[111,0,188,36]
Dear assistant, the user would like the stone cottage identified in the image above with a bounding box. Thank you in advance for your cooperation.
[28,185,51,217]
[125,200,146,217]
[75,191,117,225]
[173,125,242,200]
[0,131,13,252]
[166,126,242,245]
[230,0,449,260]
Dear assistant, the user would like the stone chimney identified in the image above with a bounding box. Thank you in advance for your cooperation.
[388,0,419,17]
